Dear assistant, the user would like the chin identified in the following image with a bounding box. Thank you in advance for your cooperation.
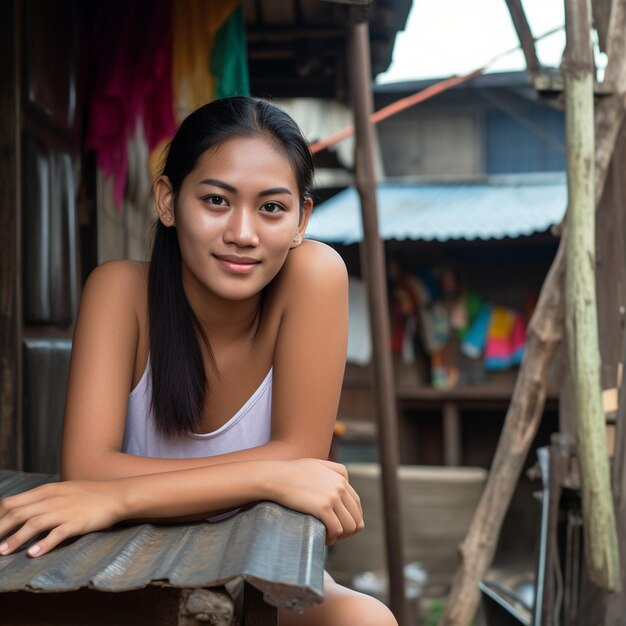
[211,282,267,302]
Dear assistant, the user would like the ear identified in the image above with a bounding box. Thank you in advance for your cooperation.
[154,175,176,227]
[290,197,313,249]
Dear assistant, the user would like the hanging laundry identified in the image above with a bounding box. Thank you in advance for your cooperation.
[450,294,468,334]
[484,308,526,370]
[85,0,177,207]
[212,4,250,100]
[455,291,483,340]
[509,313,526,366]
[461,304,492,359]
[86,1,249,207]
[172,0,243,121]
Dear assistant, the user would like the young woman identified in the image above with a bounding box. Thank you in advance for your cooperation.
[0,98,397,626]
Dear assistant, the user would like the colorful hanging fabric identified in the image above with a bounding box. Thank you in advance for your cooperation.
[86,1,249,206]
[461,304,492,359]
[212,4,250,99]
[484,308,526,370]
[172,0,243,121]
[85,0,176,206]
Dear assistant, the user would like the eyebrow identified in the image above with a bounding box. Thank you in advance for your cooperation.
[199,178,293,197]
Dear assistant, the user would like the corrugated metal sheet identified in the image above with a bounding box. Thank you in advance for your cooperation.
[23,338,72,474]
[0,472,325,611]
[306,173,567,244]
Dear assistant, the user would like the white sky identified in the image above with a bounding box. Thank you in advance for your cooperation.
[376,0,566,83]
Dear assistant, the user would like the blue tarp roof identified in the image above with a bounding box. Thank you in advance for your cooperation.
[306,173,567,244]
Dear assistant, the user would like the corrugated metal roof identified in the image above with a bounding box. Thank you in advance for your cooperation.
[306,173,567,244]
[0,471,325,611]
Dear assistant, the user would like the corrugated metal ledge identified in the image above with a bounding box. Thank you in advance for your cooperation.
[0,472,325,612]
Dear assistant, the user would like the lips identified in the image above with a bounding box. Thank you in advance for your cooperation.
[213,254,260,274]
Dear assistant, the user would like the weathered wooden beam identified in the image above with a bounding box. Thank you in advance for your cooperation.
[604,0,626,89]
[503,0,541,75]
[533,71,616,97]
[593,0,613,52]
[247,26,346,42]
[563,0,621,593]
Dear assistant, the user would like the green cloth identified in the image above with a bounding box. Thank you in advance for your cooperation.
[212,4,250,99]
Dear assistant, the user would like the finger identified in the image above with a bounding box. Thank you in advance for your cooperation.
[0,484,56,512]
[332,499,359,541]
[28,523,76,558]
[0,513,58,556]
[0,500,54,546]
[320,508,344,546]
[343,480,363,517]
[339,487,364,535]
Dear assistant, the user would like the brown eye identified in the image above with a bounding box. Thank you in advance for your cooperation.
[208,196,227,206]
[261,202,283,214]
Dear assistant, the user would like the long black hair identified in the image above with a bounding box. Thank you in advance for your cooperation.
[148,97,314,436]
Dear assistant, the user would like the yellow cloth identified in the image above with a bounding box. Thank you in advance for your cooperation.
[172,0,241,121]
[487,307,515,340]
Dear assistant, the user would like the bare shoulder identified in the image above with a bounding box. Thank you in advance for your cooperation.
[83,260,148,304]
[278,239,348,291]
[78,260,149,335]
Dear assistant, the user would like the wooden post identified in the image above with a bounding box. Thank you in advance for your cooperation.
[349,21,406,625]
[563,0,621,593]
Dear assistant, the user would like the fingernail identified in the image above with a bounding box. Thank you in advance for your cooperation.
[28,545,40,556]
[0,543,8,554]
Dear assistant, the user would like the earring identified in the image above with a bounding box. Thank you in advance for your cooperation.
[165,214,173,222]
[292,236,302,245]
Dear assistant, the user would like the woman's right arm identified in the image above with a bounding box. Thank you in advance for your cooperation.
[0,458,362,557]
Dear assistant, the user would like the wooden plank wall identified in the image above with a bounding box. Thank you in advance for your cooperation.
[0,0,21,470]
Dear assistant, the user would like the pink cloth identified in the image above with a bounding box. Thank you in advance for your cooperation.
[85,0,176,206]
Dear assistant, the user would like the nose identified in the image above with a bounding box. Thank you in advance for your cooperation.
[223,208,260,247]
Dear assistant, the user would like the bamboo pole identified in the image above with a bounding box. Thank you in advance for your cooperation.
[349,21,406,625]
[563,0,621,593]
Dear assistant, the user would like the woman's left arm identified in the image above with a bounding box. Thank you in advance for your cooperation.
[267,240,349,459]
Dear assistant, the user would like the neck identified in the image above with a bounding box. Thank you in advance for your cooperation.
[181,273,262,343]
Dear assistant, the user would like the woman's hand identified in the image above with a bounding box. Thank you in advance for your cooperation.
[264,459,364,546]
[0,480,127,558]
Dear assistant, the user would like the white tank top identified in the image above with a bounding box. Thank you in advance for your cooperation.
[122,359,273,459]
